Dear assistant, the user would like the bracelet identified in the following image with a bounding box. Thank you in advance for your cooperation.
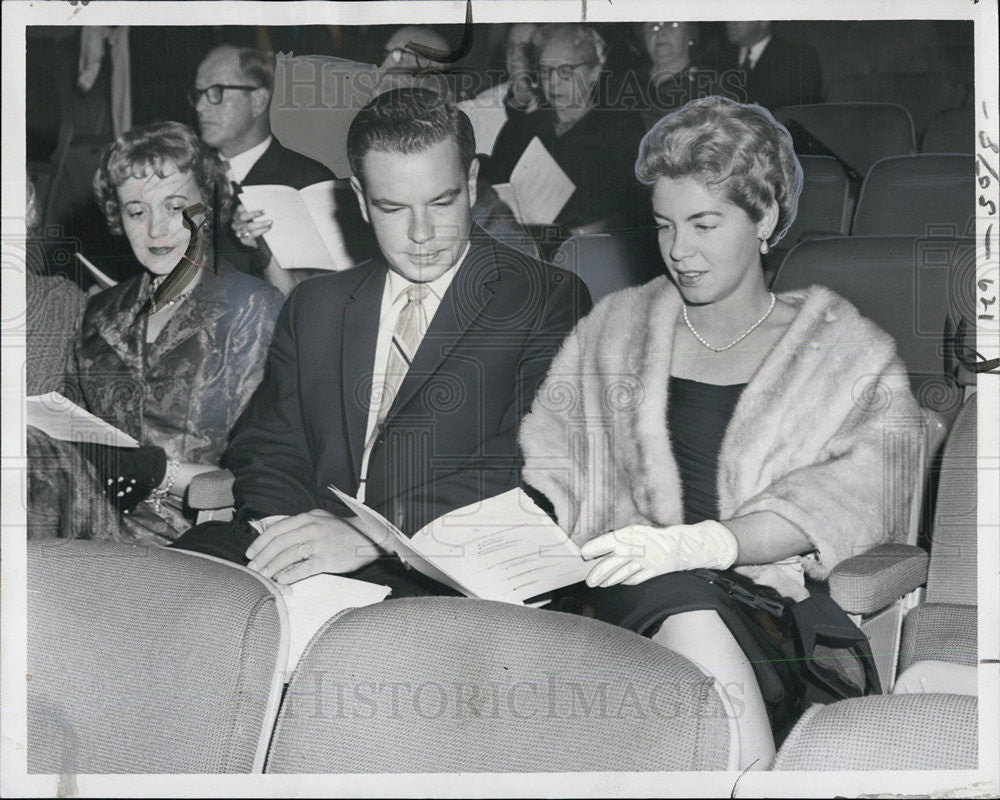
[146,458,180,514]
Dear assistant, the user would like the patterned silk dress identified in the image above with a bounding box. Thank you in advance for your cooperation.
[28,258,283,545]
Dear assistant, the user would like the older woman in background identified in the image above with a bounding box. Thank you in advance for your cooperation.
[636,21,725,130]
[28,121,283,544]
[482,23,647,234]
[520,97,921,768]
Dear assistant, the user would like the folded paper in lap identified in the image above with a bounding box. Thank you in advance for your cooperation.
[26,393,139,448]
[238,181,354,271]
[329,486,590,605]
[278,573,391,675]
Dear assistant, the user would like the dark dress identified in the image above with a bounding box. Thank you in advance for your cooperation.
[28,258,284,544]
[638,66,736,131]
[482,76,648,232]
[549,374,767,618]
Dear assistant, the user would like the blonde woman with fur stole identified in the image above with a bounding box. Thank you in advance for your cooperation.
[520,97,922,770]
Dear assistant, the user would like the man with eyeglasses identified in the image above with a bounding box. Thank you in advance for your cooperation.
[192,45,335,288]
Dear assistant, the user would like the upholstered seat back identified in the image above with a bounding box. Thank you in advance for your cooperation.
[266,597,736,773]
[27,540,285,773]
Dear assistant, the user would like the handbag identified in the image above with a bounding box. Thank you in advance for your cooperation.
[688,569,882,743]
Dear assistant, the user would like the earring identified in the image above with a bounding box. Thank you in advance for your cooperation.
[759,238,770,255]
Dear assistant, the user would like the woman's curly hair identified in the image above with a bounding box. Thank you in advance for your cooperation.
[93,120,233,236]
[636,96,803,246]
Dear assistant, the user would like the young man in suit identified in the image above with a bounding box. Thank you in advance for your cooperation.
[192,45,336,289]
[715,21,823,110]
[173,88,592,596]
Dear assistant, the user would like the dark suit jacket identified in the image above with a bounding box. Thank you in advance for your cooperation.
[217,136,338,278]
[710,36,823,110]
[225,227,592,536]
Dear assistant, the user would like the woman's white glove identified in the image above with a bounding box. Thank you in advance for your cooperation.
[580,520,739,588]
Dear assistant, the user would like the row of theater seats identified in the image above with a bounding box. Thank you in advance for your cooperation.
[781,152,974,252]
[26,410,979,774]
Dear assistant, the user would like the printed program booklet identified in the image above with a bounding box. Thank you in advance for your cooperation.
[328,486,589,605]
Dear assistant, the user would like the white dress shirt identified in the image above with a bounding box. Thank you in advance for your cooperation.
[225,135,273,184]
[356,242,471,501]
[739,35,772,70]
[250,241,470,532]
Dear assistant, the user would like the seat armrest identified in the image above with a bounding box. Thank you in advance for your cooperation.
[188,468,235,510]
[828,543,928,615]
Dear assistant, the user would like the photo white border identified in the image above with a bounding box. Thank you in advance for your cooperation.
[2,1,997,796]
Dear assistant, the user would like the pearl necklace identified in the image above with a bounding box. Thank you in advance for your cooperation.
[148,276,193,312]
[682,293,776,352]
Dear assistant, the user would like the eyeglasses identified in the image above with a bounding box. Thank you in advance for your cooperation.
[187,84,262,107]
[378,48,436,70]
[645,22,683,34]
[538,61,592,81]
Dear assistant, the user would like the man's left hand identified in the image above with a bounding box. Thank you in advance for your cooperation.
[245,508,382,585]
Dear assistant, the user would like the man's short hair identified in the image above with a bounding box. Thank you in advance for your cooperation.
[347,88,476,183]
[202,45,275,92]
[635,95,803,246]
[235,47,276,92]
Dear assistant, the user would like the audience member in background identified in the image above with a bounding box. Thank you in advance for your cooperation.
[24,179,87,397]
[456,24,543,257]
[710,21,823,109]
[192,45,336,292]
[520,97,920,769]
[482,23,647,235]
[171,89,590,595]
[374,26,471,104]
[635,21,729,130]
[28,121,283,544]
[467,23,541,115]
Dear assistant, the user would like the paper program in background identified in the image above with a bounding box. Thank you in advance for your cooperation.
[26,393,139,448]
[492,137,575,225]
[238,181,354,271]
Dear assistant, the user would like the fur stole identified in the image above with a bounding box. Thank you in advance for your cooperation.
[520,278,923,580]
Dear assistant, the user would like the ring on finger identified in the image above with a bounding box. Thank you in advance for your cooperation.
[297,542,313,561]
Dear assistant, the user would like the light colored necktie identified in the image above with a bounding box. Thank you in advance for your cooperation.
[739,47,750,69]
[376,283,430,428]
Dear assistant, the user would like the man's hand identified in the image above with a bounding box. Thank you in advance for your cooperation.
[245,508,382,585]
[231,205,272,248]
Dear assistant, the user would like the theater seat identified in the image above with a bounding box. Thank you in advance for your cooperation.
[265,597,739,772]
[852,154,975,237]
[780,155,853,249]
[773,693,978,770]
[551,230,661,303]
[27,540,286,773]
[895,392,978,695]
[922,106,975,153]
[826,71,964,139]
[774,235,972,421]
[774,102,916,180]
[772,235,973,688]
